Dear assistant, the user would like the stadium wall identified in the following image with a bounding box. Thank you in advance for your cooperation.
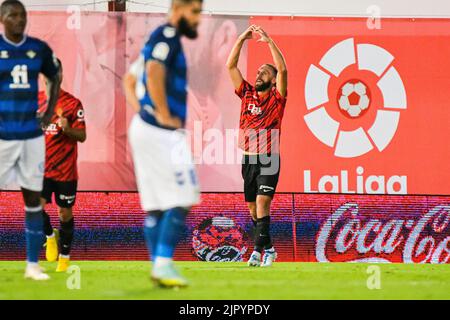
[1,12,449,195]
[0,192,448,263]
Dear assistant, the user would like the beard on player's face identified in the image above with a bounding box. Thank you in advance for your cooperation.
[178,16,198,39]
[255,79,273,92]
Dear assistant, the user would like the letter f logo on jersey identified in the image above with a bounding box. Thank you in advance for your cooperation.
[248,103,262,115]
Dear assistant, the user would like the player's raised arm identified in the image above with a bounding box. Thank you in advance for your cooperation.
[226,25,255,90]
[255,26,287,97]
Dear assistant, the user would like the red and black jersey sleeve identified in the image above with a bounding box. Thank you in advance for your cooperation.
[235,80,254,99]
[273,87,287,104]
[70,100,86,130]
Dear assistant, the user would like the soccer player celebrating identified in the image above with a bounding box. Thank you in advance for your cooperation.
[226,25,288,267]
[0,0,60,280]
[125,0,202,287]
[39,60,86,272]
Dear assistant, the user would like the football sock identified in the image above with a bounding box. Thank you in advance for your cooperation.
[255,215,272,252]
[25,207,44,263]
[154,256,173,269]
[42,210,54,237]
[144,210,163,260]
[59,218,74,256]
[155,207,188,259]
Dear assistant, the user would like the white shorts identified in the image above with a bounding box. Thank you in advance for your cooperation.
[0,136,45,192]
[128,115,200,211]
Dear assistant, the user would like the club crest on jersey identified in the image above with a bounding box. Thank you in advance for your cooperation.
[77,109,85,121]
[163,26,176,38]
[0,50,9,59]
[26,50,36,59]
[248,103,262,115]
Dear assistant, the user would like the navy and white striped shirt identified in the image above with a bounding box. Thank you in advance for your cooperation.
[0,34,58,140]
[136,23,187,130]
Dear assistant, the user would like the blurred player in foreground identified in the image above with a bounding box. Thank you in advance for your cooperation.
[124,0,202,287]
[226,25,288,267]
[39,60,86,272]
[0,0,60,280]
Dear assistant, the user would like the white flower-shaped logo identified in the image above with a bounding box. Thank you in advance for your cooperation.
[304,38,407,158]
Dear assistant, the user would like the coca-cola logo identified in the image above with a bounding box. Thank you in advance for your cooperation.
[316,203,450,263]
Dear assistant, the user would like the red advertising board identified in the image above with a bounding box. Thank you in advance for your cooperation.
[248,17,450,195]
[0,192,448,264]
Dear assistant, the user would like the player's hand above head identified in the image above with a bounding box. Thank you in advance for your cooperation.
[254,26,271,43]
[238,25,257,41]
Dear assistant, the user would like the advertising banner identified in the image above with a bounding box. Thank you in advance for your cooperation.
[248,17,450,195]
[1,192,448,263]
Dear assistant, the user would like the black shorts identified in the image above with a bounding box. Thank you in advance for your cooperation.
[241,154,280,202]
[41,178,78,208]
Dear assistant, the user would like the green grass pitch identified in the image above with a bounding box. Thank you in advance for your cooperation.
[0,261,449,300]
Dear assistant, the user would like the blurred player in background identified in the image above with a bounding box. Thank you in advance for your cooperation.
[38,60,86,272]
[124,0,202,288]
[126,16,248,192]
[226,25,288,267]
[0,0,60,280]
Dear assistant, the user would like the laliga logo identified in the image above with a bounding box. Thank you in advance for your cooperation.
[304,38,407,158]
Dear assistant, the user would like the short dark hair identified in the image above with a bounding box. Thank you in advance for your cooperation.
[264,64,278,77]
[1,0,25,16]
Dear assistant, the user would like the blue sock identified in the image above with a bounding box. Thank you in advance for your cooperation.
[143,211,163,261]
[25,208,44,263]
[155,207,188,259]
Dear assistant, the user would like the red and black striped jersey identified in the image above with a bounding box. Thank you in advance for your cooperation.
[38,89,86,181]
[235,80,287,154]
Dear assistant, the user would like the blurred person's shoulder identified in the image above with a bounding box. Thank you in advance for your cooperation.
[23,36,52,51]
[148,23,178,43]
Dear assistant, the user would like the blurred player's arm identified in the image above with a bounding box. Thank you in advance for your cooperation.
[146,60,182,129]
[123,72,141,113]
[255,26,287,97]
[226,25,256,90]
[40,46,62,127]
[58,102,86,142]
[40,72,61,127]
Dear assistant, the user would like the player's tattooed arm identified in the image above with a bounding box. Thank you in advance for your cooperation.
[146,60,182,129]
[123,72,141,113]
[58,116,86,142]
[254,26,288,97]
[226,25,256,90]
